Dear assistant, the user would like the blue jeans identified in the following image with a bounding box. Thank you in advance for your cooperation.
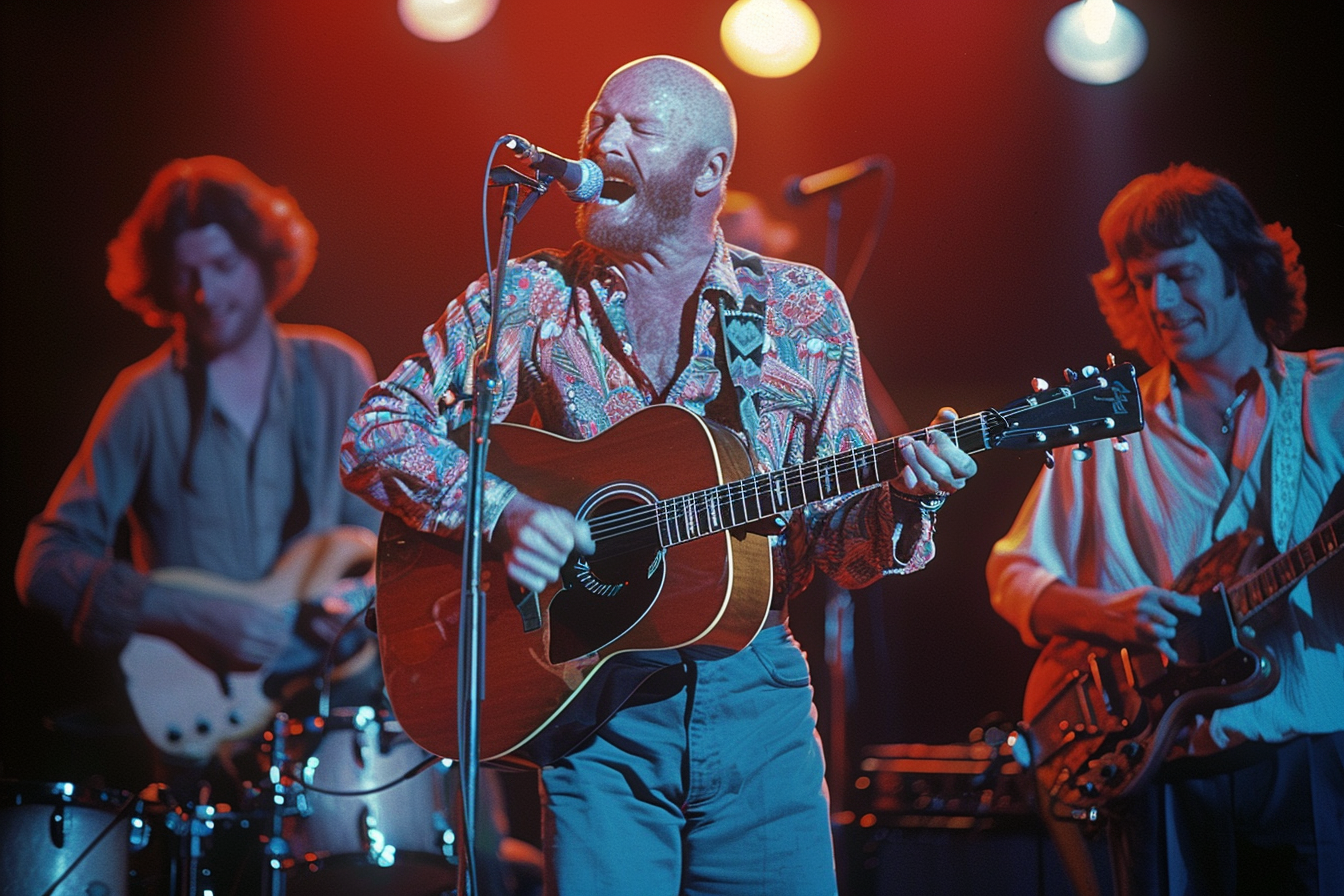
[539,624,837,895]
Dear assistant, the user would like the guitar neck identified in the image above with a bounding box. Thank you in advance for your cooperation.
[583,363,1142,551]
[649,416,986,547]
[1232,510,1343,625]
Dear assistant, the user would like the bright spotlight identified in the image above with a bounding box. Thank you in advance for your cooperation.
[721,0,822,79]
[1045,0,1148,85]
[398,0,499,43]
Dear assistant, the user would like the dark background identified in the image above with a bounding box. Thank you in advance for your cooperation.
[3,0,1340,834]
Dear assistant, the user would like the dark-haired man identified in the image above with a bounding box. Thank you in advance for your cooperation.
[15,155,382,794]
[988,163,1343,895]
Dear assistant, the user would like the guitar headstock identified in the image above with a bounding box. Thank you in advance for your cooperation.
[983,361,1143,456]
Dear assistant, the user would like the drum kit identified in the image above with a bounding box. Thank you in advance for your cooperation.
[1,706,460,896]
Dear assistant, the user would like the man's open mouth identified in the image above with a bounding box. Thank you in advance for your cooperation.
[599,178,635,206]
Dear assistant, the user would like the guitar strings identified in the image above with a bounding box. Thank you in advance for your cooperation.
[584,418,957,541]
[584,382,1121,545]
[584,387,1116,541]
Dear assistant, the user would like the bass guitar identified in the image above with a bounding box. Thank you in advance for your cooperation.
[1022,508,1343,821]
[375,363,1143,766]
[119,525,377,761]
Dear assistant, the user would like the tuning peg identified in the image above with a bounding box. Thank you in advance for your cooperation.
[1106,352,1117,368]
[1080,365,1099,378]
[1072,443,1094,462]
[1062,368,1078,383]
[1031,377,1050,393]
[1043,451,1055,470]
[1112,435,1130,453]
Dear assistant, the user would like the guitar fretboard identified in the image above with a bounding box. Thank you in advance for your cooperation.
[1233,511,1343,624]
[651,415,992,546]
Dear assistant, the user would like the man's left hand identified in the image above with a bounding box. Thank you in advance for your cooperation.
[892,407,977,499]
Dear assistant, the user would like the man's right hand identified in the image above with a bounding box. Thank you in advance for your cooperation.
[491,492,595,593]
[1032,582,1203,663]
[139,583,296,672]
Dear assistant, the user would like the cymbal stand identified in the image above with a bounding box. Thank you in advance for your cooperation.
[167,785,218,896]
[259,712,301,895]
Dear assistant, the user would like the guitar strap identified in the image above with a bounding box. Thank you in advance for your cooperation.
[180,354,208,494]
[708,248,768,442]
[281,336,316,541]
[1269,352,1305,553]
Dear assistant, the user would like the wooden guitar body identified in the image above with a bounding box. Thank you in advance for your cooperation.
[374,404,773,766]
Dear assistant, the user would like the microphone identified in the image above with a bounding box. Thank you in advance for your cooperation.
[783,154,890,205]
[503,135,604,203]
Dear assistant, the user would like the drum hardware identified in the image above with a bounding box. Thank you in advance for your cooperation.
[164,796,225,896]
[258,712,304,895]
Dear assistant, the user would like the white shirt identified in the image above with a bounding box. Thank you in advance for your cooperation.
[987,347,1344,753]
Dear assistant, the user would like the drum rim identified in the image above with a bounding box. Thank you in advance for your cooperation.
[1,778,134,808]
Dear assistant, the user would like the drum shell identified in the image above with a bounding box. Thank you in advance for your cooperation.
[281,708,455,895]
[1,781,139,896]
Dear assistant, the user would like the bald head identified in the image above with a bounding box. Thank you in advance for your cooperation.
[595,56,737,174]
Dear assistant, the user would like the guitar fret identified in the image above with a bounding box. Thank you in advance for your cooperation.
[673,497,692,543]
[705,492,723,532]
[757,474,776,518]
[770,470,788,511]
[719,485,740,529]
[741,478,765,523]
[803,461,824,503]
[787,467,805,506]
[863,444,883,487]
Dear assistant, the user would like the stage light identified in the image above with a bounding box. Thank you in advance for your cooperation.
[720,0,821,79]
[398,0,499,43]
[1045,0,1148,85]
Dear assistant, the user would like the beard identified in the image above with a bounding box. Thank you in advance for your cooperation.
[577,156,698,256]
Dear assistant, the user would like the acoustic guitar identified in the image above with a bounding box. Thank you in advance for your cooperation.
[375,363,1144,766]
[119,525,377,761]
[1022,508,1343,821]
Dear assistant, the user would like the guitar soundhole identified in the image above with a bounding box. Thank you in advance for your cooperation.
[548,489,665,665]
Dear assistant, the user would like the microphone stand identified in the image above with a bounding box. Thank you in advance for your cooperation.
[458,154,549,896]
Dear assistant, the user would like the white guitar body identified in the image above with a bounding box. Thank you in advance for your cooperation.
[119,526,378,761]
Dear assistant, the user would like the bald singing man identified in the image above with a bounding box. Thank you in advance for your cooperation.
[342,56,976,894]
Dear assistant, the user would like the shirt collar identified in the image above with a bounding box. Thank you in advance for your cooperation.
[699,226,745,310]
[1150,341,1283,406]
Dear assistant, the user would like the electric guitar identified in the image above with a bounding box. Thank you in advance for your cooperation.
[374,363,1144,767]
[119,525,377,761]
[1022,508,1344,821]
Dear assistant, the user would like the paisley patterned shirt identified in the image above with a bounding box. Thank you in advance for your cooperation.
[341,231,935,608]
